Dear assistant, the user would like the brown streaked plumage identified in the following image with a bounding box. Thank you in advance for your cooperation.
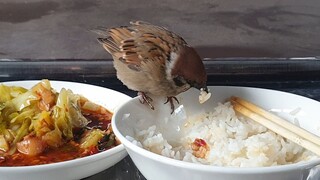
[96,21,208,113]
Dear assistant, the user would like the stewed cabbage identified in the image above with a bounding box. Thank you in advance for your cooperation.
[0,80,115,162]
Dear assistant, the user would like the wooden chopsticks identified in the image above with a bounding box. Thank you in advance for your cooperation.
[230,96,320,156]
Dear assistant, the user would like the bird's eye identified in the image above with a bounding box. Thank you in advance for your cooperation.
[173,76,186,87]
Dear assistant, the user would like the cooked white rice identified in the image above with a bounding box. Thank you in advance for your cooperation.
[127,102,318,167]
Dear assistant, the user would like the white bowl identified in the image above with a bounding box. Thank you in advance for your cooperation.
[112,86,320,180]
[0,80,131,180]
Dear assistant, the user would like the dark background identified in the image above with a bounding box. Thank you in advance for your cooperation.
[0,0,319,59]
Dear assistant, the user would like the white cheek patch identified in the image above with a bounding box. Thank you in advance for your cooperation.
[170,52,178,62]
[165,52,179,81]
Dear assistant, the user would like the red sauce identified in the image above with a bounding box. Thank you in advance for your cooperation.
[1,142,83,166]
[0,111,114,167]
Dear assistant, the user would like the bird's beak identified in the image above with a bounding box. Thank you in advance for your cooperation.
[193,83,209,93]
[196,84,211,104]
[201,86,209,93]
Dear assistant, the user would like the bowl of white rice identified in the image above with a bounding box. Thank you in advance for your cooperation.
[112,86,320,180]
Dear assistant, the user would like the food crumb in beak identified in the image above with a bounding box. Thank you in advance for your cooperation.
[199,88,211,104]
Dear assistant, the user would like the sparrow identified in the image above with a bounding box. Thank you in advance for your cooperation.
[96,21,209,113]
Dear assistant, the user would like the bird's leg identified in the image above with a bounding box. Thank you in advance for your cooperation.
[164,96,179,114]
[138,92,154,110]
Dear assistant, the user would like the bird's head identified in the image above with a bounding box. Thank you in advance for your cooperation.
[169,46,208,94]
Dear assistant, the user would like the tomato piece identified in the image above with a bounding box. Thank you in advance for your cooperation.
[16,136,47,156]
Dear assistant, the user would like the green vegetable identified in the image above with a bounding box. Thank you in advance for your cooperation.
[0,135,8,152]
[53,88,73,139]
[31,111,53,137]
[42,128,62,148]
[67,92,90,128]
[12,118,31,147]
[0,85,26,103]
[10,109,35,124]
[80,129,104,149]
[11,89,38,111]
[53,88,89,140]
[0,79,106,156]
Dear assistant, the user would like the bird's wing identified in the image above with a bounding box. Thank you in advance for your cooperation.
[97,21,187,71]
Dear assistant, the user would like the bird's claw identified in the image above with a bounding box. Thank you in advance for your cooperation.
[164,96,179,114]
[138,92,154,110]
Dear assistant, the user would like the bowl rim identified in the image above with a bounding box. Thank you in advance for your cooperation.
[112,86,320,174]
[0,80,131,171]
